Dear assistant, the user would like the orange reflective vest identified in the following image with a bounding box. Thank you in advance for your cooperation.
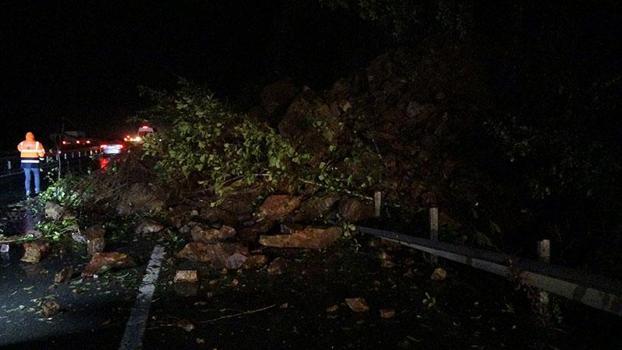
[18,141,45,165]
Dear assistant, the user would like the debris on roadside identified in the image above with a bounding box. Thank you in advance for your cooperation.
[21,241,50,263]
[379,308,396,319]
[345,298,370,313]
[82,252,135,277]
[430,267,447,281]
[176,319,195,332]
[41,299,61,318]
[85,225,106,256]
[267,257,288,275]
[174,270,199,284]
[54,266,74,284]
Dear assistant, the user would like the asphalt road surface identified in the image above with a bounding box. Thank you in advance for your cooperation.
[0,162,153,350]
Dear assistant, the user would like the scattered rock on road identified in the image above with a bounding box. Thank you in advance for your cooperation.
[242,254,269,270]
[225,252,248,270]
[54,266,74,284]
[259,226,342,249]
[379,308,396,319]
[345,297,370,313]
[21,241,50,263]
[191,225,236,243]
[85,225,106,256]
[267,257,289,275]
[82,252,135,277]
[44,202,65,221]
[41,299,61,318]
[430,267,447,281]
[135,219,165,236]
[174,270,199,284]
[176,242,248,268]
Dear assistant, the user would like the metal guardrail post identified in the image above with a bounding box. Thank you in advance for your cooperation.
[537,239,552,308]
[429,207,439,265]
[358,226,622,316]
[374,191,382,218]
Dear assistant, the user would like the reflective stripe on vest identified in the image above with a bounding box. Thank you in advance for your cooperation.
[20,141,43,159]
[21,159,40,164]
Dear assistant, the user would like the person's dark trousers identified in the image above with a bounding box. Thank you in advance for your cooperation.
[22,165,40,195]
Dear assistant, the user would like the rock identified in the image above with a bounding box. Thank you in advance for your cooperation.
[279,90,342,148]
[54,266,74,284]
[345,297,370,313]
[82,252,134,277]
[44,201,65,221]
[326,304,339,313]
[191,225,236,243]
[257,195,301,221]
[242,254,269,269]
[259,226,342,249]
[267,257,288,275]
[116,183,165,216]
[135,219,165,235]
[293,194,340,222]
[85,225,106,256]
[176,319,195,332]
[71,231,87,244]
[260,78,299,116]
[21,241,50,263]
[378,251,395,268]
[430,267,447,281]
[41,299,61,318]
[380,308,396,319]
[339,198,374,223]
[176,242,248,269]
[199,207,238,226]
[225,253,248,270]
[174,270,199,284]
[25,229,43,238]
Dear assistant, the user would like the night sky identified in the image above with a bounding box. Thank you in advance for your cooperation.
[0,0,380,150]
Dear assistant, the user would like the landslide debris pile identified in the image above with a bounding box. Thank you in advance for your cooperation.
[28,47,497,273]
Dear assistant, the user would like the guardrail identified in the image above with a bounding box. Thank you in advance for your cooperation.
[361,193,622,317]
[0,147,102,178]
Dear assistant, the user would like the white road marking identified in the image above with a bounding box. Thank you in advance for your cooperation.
[119,245,165,350]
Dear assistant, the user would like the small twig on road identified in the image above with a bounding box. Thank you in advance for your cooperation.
[199,304,276,324]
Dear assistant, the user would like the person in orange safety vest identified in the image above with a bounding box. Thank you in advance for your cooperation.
[17,132,46,196]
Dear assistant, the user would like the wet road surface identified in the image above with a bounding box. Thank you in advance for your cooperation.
[0,180,151,349]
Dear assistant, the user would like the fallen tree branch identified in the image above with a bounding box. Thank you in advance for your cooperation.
[199,304,276,324]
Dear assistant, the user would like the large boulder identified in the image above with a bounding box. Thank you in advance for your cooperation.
[21,241,50,263]
[339,198,374,223]
[191,225,236,243]
[293,194,340,222]
[278,89,343,160]
[82,252,134,277]
[116,183,165,216]
[85,225,106,256]
[257,195,301,221]
[260,78,299,116]
[259,226,342,249]
[44,202,65,221]
[176,242,248,269]
[135,219,165,236]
